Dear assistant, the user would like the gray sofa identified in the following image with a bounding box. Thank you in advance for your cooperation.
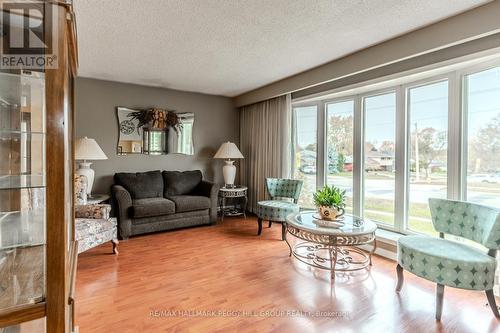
[112,170,219,239]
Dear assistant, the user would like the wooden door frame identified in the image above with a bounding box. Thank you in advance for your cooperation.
[45,2,72,332]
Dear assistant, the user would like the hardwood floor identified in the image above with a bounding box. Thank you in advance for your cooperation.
[76,216,499,333]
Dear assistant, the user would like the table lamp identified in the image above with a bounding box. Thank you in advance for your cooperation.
[75,137,108,196]
[214,142,244,188]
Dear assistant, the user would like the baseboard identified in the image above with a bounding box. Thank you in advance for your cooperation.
[359,244,397,261]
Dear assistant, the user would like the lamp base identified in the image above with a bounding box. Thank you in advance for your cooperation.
[75,162,94,196]
[222,160,236,186]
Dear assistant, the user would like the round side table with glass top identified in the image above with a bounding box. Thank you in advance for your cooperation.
[285,211,377,280]
[218,186,248,221]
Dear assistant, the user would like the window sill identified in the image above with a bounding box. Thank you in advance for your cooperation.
[359,228,403,261]
[375,228,403,245]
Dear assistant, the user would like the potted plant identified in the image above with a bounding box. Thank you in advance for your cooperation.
[313,185,346,220]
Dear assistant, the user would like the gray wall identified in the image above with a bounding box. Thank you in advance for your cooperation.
[75,77,238,194]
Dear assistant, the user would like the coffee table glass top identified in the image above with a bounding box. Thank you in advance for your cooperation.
[287,211,377,236]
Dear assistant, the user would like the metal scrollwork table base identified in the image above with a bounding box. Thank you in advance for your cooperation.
[285,212,377,280]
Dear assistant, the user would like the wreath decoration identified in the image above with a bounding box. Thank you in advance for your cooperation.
[127,108,183,134]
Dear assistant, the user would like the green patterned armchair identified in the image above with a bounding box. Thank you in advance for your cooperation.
[256,178,303,240]
[396,198,500,320]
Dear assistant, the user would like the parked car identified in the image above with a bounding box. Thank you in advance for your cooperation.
[468,173,500,183]
[300,165,316,174]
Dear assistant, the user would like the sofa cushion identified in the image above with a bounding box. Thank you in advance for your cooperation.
[114,170,163,199]
[163,170,202,196]
[132,197,175,218]
[166,195,210,213]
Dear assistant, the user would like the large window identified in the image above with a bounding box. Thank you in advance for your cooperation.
[292,105,317,208]
[407,81,448,235]
[464,67,500,207]
[326,100,354,212]
[363,92,396,226]
[291,59,500,235]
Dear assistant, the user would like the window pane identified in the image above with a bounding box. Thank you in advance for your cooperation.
[292,105,317,208]
[408,81,448,235]
[363,92,396,225]
[326,100,354,213]
[465,67,500,208]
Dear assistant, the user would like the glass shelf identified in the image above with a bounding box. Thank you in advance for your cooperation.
[0,130,45,190]
[0,129,45,135]
[0,175,45,190]
[0,209,45,250]
[0,187,45,213]
[0,62,47,316]
[0,245,45,309]
[0,71,45,134]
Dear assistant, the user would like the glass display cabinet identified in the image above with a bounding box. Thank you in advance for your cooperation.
[0,1,78,332]
[0,69,46,308]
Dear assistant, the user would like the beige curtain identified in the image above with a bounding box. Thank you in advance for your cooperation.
[496,256,500,296]
[239,94,291,213]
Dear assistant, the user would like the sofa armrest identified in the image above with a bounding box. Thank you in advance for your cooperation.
[194,180,220,223]
[75,204,111,219]
[112,185,133,239]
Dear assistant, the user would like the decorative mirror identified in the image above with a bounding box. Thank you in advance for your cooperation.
[116,107,194,155]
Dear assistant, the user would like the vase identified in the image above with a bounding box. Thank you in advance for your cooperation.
[318,205,345,221]
[74,175,88,205]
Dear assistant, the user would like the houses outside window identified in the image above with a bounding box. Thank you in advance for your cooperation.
[292,58,500,235]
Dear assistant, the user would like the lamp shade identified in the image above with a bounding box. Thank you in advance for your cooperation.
[75,137,108,160]
[213,141,244,159]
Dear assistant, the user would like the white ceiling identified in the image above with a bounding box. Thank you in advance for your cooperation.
[74,0,490,97]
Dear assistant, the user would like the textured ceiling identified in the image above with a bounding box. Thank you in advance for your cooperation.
[74,0,490,97]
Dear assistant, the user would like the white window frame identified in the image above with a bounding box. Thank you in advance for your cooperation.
[291,102,320,208]
[291,56,500,235]
[457,59,500,202]
[360,88,398,231]
[403,75,453,234]
[324,97,357,212]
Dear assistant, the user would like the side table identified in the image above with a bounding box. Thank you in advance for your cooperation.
[218,186,248,221]
[87,194,110,205]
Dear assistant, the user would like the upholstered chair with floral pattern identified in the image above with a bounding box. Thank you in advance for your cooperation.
[396,198,500,320]
[75,204,118,254]
[74,175,118,254]
[256,178,303,240]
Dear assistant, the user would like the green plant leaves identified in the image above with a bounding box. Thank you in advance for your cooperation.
[313,185,346,208]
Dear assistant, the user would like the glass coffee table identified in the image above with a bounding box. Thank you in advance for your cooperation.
[285,211,377,280]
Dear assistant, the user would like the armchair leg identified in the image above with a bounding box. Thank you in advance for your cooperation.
[486,289,500,318]
[111,239,119,254]
[268,221,272,228]
[395,264,404,292]
[257,218,263,236]
[436,284,444,321]
[281,223,286,241]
